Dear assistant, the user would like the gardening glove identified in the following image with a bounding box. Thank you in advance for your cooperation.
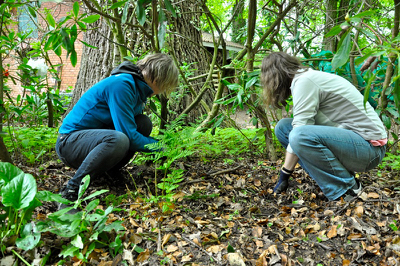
[273,167,294,194]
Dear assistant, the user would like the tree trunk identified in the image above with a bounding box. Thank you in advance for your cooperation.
[168,0,212,124]
[65,17,115,115]
[0,51,13,163]
[322,0,338,52]
[231,0,246,44]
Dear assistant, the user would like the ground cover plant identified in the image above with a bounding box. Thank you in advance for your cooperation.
[1,125,400,265]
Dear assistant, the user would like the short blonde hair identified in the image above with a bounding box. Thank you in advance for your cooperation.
[137,53,179,95]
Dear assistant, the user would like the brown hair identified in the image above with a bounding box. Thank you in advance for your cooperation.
[260,52,308,109]
[137,53,179,95]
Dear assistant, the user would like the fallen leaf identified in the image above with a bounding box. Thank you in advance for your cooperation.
[252,227,263,238]
[347,233,363,240]
[136,249,150,262]
[166,244,179,253]
[162,234,172,248]
[255,240,264,248]
[254,179,262,187]
[227,253,246,266]
[367,192,380,199]
[181,254,193,262]
[342,259,350,266]
[327,226,337,239]
[354,206,364,217]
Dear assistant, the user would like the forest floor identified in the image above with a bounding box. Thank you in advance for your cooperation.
[6,152,400,266]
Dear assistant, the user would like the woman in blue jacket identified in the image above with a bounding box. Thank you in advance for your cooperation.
[56,53,179,210]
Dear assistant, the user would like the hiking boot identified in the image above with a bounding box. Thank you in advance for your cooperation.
[58,186,79,213]
[341,180,362,202]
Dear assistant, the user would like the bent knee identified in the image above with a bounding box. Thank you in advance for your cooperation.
[108,131,130,151]
[288,126,311,151]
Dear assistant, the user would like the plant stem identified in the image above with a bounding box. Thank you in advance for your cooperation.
[12,249,32,266]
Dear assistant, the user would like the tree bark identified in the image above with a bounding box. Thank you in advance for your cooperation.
[168,0,212,124]
[66,17,114,116]
[322,0,338,52]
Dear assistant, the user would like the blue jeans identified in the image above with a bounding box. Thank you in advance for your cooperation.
[56,114,153,189]
[275,118,386,200]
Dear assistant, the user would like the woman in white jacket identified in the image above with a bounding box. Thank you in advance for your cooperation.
[261,52,387,201]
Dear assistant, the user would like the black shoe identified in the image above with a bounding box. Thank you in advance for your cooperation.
[341,180,362,202]
[58,186,79,213]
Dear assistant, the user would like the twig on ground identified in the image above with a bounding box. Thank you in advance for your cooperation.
[181,235,218,263]
[208,165,242,176]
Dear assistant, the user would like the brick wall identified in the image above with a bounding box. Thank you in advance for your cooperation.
[4,0,83,98]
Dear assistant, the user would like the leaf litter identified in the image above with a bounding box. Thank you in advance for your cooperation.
[5,155,400,265]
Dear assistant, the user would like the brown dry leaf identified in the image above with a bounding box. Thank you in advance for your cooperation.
[345,209,351,216]
[210,232,219,239]
[227,221,235,228]
[98,262,113,266]
[255,240,264,248]
[366,244,381,255]
[206,244,224,253]
[172,191,186,201]
[376,221,386,227]
[166,244,179,253]
[327,225,337,239]
[347,233,363,240]
[162,233,172,247]
[130,234,142,245]
[342,259,351,266]
[281,253,288,266]
[354,206,364,217]
[252,227,263,238]
[181,254,193,262]
[367,192,380,199]
[324,210,334,216]
[256,253,268,266]
[136,249,150,262]
[254,179,262,187]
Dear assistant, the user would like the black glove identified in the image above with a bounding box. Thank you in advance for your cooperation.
[273,167,293,193]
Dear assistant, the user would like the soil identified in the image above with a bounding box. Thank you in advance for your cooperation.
[3,151,400,266]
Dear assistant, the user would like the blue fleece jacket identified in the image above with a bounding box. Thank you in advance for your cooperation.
[59,73,157,152]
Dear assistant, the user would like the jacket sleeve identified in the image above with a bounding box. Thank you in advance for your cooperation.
[287,76,320,154]
[105,78,157,152]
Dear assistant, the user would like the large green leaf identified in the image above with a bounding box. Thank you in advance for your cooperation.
[331,32,351,70]
[16,222,41,250]
[0,162,24,186]
[1,173,37,210]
